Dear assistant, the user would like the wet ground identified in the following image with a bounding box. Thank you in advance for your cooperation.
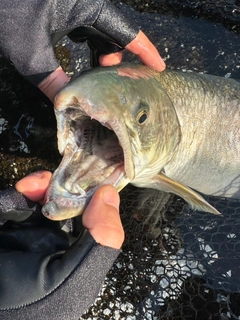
[0,1,240,319]
[0,59,59,188]
[114,0,240,33]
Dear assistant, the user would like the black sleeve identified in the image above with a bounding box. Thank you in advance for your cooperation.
[93,0,138,47]
[0,231,120,320]
[0,188,120,319]
[0,187,39,223]
[0,0,138,85]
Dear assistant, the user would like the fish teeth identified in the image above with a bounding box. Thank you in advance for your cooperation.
[65,181,87,196]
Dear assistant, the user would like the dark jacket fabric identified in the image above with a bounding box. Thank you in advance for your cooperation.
[0,0,138,84]
[0,188,120,319]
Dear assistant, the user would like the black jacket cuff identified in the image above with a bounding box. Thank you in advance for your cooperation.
[0,230,120,319]
[93,0,139,47]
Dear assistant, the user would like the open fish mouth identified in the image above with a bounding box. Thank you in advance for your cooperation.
[42,107,129,220]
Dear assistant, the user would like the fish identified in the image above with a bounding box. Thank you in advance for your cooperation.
[42,63,240,220]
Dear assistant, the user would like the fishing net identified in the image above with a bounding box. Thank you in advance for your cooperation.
[81,188,240,319]
[1,1,240,319]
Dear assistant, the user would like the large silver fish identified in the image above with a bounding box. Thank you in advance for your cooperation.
[42,64,240,220]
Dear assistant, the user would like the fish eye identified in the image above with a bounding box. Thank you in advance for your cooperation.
[138,111,148,124]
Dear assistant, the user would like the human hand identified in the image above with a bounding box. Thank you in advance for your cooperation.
[39,29,166,102]
[1,0,165,102]
[0,171,124,318]
[16,171,124,249]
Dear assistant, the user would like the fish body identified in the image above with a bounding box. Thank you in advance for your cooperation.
[154,70,240,198]
[42,64,240,220]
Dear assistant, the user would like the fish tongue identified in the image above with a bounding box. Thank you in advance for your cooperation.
[63,151,124,194]
[101,163,126,188]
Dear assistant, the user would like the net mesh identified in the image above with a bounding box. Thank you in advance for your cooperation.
[0,1,240,319]
[80,188,240,319]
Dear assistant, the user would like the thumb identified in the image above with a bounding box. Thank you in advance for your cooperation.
[82,185,124,249]
[15,171,52,204]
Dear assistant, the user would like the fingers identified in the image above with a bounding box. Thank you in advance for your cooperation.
[39,31,164,101]
[99,31,165,72]
[15,173,124,248]
[99,51,123,66]
[15,171,52,204]
[38,67,70,102]
[126,30,166,71]
[82,185,124,249]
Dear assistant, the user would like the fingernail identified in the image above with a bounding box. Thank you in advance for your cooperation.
[27,171,45,178]
[155,58,166,71]
[102,187,120,210]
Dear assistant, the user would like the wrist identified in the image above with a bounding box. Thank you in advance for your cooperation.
[38,67,70,102]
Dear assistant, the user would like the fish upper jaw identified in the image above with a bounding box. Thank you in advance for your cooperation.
[55,89,136,182]
[107,118,135,181]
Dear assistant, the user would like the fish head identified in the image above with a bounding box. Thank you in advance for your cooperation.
[42,64,181,220]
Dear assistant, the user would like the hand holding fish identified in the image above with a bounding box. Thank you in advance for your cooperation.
[0,171,124,319]
[0,0,165,102]
[15,170,124,249]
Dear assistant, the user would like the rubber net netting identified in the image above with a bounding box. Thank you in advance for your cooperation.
[81,187,240,319]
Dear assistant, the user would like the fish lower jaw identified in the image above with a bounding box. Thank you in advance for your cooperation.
[41,195,89,220]
[42,164,127,220]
